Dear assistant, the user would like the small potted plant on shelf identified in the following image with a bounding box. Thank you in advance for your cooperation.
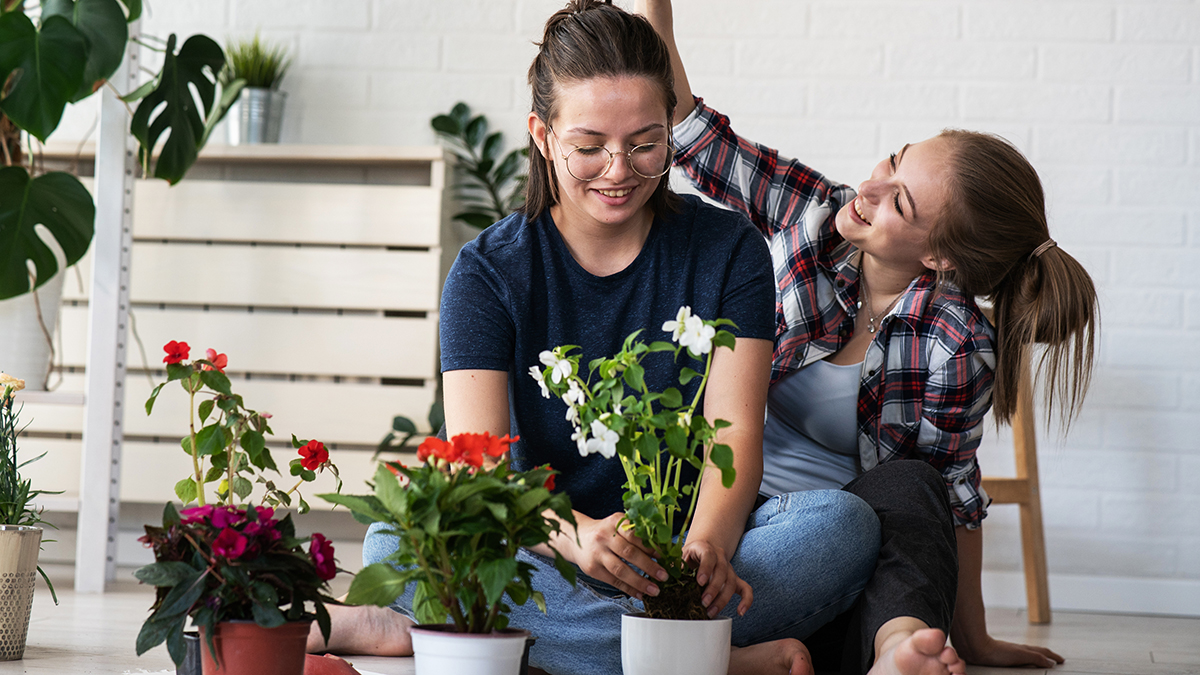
[221,33,291,145]
[534,306,740,675]
[321,432,576,675]
[133,342,341,675]
[0,373,59,662]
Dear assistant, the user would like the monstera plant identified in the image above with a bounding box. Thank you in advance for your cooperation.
[0,0,243,301]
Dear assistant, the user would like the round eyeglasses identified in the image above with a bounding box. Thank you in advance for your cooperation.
[548,127,675,182]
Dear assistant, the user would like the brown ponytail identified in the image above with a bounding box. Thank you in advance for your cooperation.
[522,0,682,220]
[930,130,1098,427]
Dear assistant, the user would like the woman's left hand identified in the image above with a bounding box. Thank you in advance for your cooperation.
[683,539,753,618]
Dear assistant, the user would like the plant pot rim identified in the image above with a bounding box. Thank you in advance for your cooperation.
[623,612,732,624]
[0,525,42,533]
[410,624,531,639]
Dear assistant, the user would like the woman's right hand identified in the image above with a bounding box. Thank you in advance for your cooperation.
[556,512,668,600]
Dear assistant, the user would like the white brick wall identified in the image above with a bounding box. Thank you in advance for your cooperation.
[53,0,1200,615]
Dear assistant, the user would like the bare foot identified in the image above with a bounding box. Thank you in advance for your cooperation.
[869,628,965,675]
[307,604,415,656]
[729,638,814,675]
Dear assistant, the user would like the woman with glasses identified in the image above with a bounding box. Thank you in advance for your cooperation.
[337,2,884,674]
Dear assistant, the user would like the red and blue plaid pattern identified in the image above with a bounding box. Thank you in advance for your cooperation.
[673,99,996,528]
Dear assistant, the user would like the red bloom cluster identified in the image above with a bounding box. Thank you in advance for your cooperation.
[177,504,288,563]
[541,464,556,491]
[203,348,228,373]
[416,432,518,468]
[163,340,190,364]
[299,440,329,471]
[310,533,337,581]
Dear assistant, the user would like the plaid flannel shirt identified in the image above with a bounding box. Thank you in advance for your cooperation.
[673,99,995,528]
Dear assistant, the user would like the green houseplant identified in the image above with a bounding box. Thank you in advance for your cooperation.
[221,33,290,144]
[431,102,528,229]
[133,342,342,673]
[321,432,576,674]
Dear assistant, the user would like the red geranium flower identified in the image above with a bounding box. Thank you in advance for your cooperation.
[417,437,454,464]
[310,533,337,581]
[541,464,555,491]
[212,528,248,560]
[299,440,329,471]
[163,340,190,365]
[484,433,518,458]
[203,348,228,372]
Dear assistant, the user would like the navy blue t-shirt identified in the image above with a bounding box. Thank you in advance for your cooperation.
[440,195,775,522]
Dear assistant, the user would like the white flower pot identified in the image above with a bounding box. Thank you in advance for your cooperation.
[621,613,731,675]
[0,526,42,660]
[409,625,531,675]
[0,271,64,391]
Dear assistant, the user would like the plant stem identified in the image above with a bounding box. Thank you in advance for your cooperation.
[188,382,205,507]
[676,349,715,539]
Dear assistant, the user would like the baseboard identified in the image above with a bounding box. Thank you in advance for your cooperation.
[982,570,1200,617]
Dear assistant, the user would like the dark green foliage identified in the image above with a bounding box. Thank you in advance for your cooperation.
[431,102,528,229]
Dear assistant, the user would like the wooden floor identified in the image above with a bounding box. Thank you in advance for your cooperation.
[1,568,1197,675]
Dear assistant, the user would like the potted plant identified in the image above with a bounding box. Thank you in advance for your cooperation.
[430,102,528,230]
[321,432,576,675]
[533,306,740,675]
[221,33,290,145]
[0,373,59,661]
[0,0,243,388]
[133,341,341,675]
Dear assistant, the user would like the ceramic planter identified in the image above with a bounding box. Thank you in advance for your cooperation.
[198,620,310,675]
[621,613,731,675]
[409,624,531,675]
[0,271,64,391]
[0,525,42,661]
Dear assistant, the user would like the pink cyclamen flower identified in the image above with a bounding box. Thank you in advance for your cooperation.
[203,348,228,373]
[212,528,248,560]
[180,504,214,525]
[310,533,337,581]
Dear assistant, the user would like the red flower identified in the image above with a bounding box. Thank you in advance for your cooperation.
[163,340,190,365]
[203,348,228,372]
[484,433,518,458]
[541,464,556,491]
[180,504,214,525]
[211,506,245,529]
[310,533,337,581]
[212,528,248,560]
[417,437,454,464]
[456,434,487,467]
[418,433,519,468]
[299,440,329,471]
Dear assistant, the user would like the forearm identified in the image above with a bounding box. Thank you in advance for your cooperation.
[949,525,989,660]
[687,431,762,557]
[636,0,695,123]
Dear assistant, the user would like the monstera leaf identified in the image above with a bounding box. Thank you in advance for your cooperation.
[129,34,227,185]
[0,167,95,300]
[42,0,129,102]
[0,13,88,142]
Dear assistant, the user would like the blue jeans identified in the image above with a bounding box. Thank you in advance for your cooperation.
[362,489,880,675]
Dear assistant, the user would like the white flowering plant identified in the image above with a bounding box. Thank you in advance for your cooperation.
[531,307,738,619]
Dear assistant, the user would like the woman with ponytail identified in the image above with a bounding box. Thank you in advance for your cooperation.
[640,2,1097,675]
[314,3,883,674]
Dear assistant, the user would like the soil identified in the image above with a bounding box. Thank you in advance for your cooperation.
[640,566,709,620]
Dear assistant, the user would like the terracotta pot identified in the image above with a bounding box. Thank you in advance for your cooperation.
[0,526,42,661]
[198,620,310,675]
[621,613,731,675]
[409,624,531,675]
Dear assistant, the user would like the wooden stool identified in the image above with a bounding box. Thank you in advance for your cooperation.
[979,354,1051,624]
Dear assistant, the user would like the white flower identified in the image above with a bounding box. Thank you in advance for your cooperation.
[540,350,572,384]
[585,420,619,459]
[662,306,692,342]
[563,381,585,406]
[612,403,623,418]
[565,405,579,424]
[678,314,716,356]
[572,426,589,456]
[528,365,551,399]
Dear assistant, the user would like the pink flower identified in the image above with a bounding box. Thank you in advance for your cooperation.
[212,528,248,560]
[299,440,329,471]
[203,348,228,373]
[163,340,190,365]
[244,519,281,543]
[180,505,214,525]
[310,533,336,581]
[211,506,244,529]
[252,506,274,522]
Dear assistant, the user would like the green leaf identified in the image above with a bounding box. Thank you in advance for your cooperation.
[647,341,676,353]
[0,13,88,142]
[623,364,645,392]
[200,369,232,395]
[710,443,736,488]
[318,493,390,523]
[391,415,417,434]
[481,131,503,163]
[198,77,243,147]
[194,424,225,456]
[465,115,487,148]
[453,212,496,229]
[532,590,547,614]
[240,430,265,464]
[136,616,177,656]
[345,562,411,607]
[164,615,187,667]
[373,463,408,517]
[476,557,518,608]
[166,363,192,382]
[251,602,286,628]
[145,382,166,415]
[0,168,95,300]
[493,150,522,186]
[430,114,460,136]
[197,398,214,424]
[659,388,683,409]
[513,487,550,517]
[173,477,198,504]
[552,552,578,587]
[664,424,687,456]
[713,329,737,351]
[129,33,226,184]
[636,432,659,461]
[679,367,700,386]
[42,0,129,102]
[162,501,181,527]
[232,476,252,499]
[133,561,194,587]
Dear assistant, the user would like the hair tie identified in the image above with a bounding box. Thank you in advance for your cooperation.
[1031,238,1056,258]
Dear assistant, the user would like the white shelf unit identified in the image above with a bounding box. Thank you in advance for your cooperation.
[22,143,450,586]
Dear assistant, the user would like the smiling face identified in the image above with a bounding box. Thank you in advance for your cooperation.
[835,135,955,273]
[528,75,671,233]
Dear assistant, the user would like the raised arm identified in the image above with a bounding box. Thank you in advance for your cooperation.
[636,0,694,124]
